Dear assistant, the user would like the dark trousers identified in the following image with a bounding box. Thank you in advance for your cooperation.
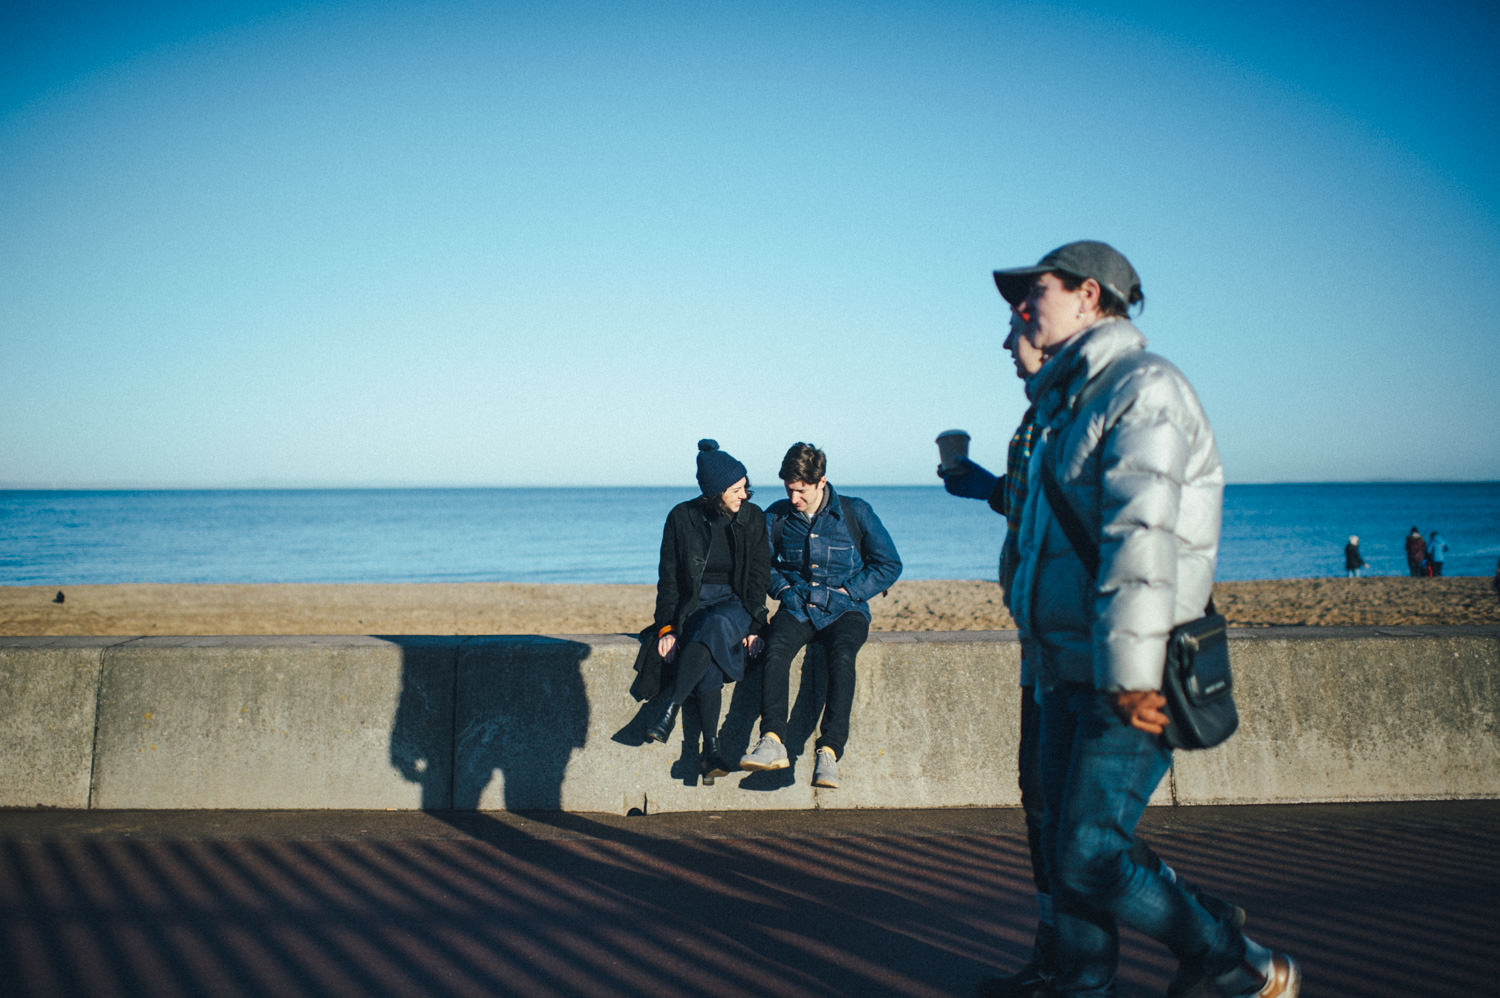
[1018,685,1050,895]
[758,611,869,758]
[671,641,723,739]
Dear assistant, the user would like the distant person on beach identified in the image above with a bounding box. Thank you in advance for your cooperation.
[635,440,769,781]
[1345,535,1367,578]
[1427,531,1448,577]
[1493,558,1500,605]
[989,240,1298,997]
[738,443,902,789]
[943,265,1241,998]
[1405,526,1428,577]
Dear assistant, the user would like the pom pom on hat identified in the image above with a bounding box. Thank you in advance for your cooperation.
[696,438,747,497]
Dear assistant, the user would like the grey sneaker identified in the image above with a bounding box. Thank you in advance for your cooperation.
[813,748,840,788]
[739,735,789,771]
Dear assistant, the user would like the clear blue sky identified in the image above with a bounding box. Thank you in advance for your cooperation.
[4,0,1498,488]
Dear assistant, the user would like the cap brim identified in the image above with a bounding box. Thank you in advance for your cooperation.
[992,267,1044,308]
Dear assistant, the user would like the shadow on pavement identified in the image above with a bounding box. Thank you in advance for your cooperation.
[1,802,1497,996]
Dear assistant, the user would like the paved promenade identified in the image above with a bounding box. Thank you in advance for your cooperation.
[2,801,1496,997]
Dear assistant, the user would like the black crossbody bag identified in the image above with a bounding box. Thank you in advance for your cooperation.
[1039,462,1238,750]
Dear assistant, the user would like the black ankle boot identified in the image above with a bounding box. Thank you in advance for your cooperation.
[644,702,679,743]
[700,736,731,783]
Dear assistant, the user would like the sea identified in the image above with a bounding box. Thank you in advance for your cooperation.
[2,483,1497,586]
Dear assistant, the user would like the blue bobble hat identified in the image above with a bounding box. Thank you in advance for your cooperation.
[696,439,747,497]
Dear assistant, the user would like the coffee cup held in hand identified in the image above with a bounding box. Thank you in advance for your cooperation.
[936,430,970,473]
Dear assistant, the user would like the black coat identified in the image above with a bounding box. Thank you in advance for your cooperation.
[630,497,770,701]
[653,497,770,635]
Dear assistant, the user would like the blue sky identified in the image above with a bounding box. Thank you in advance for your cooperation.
[3,0,1498,488]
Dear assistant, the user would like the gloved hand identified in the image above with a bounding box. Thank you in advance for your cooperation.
[939,458,1000,501]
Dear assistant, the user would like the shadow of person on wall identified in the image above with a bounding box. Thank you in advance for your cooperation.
[386,636,463,810]
[387,635,590,811]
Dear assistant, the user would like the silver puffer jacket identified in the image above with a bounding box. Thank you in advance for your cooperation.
[1011,318,1223,692]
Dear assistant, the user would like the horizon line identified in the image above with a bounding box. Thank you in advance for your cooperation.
[5,479,1500,492]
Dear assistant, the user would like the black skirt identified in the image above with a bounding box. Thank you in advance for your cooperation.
[681,582,752,683]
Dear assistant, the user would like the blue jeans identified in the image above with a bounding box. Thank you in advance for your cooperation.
[1039,684,1239,996]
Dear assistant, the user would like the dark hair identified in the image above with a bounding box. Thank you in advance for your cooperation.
[1055,270,1144,318]
[778,442,826,484]
[702,480,753,517]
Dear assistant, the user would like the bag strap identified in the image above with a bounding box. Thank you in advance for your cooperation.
[839,494,865,554]
[1040,460,1217,618]
[1032,352,1135,580]
[1039,458,1098,577]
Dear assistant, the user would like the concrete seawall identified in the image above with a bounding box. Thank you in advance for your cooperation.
[3,627,1497,813]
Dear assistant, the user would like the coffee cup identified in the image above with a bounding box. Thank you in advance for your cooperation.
[935,429,970,472]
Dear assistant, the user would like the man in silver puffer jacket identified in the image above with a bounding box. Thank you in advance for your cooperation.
[992,242,1299,998]
[1009,314,1222,695]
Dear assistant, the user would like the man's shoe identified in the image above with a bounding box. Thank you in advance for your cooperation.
[1170,952,1299,998]
[1244,953,1299,997]
[813,747,840,788]
[739,735,789,771]
[644,702,679,743]
[974,961,1053,997]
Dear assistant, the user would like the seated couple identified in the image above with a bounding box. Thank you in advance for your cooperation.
[630,439,902,787]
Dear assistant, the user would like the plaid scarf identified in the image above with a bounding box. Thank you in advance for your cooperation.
[1003,405,1039,530]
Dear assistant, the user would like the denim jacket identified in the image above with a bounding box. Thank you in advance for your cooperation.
[765,485,902,630]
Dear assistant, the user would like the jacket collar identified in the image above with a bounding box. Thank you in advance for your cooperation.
[817,483,841,520]
[1030,318,1146,424]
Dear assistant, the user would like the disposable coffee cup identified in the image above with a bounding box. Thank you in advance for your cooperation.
[935,429,970,472]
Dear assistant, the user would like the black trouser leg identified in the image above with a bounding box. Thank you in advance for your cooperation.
[1018,685,1050,895]
[813,612,869,758]
[671,642,713,705]
[759,612,814,742]
[695,683,722,739]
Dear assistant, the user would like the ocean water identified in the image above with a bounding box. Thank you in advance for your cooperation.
[2,483,1497,586]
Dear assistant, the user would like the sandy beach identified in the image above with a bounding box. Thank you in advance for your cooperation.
[3,576,1496,636]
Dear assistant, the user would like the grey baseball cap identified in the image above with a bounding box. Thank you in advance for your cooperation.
[992,240,1141,309]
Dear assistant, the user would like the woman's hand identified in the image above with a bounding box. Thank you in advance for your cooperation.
[657,632,678,663]
[744,634,764,657]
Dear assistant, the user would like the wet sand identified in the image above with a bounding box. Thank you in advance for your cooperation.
[3,576,1496,636]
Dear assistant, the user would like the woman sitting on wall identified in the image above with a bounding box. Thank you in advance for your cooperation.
[637,439,768,780]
